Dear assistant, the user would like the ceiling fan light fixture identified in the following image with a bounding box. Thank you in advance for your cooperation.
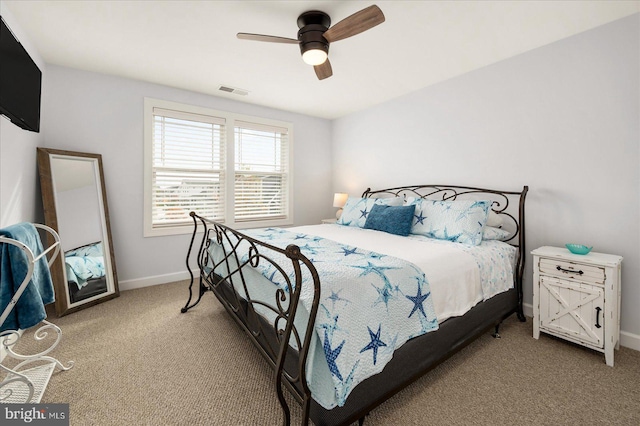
[302,48,328,66]
[238,6,385,80]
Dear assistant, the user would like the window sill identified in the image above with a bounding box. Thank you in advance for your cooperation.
[144,218,294,238]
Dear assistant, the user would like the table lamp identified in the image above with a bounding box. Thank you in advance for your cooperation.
[333,193,348,219]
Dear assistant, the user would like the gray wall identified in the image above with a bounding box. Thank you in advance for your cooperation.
[332,15,639,339]
[0,2,46,227]
[42,65,333,287]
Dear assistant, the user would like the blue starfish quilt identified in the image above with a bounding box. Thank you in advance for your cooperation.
[64,242,105,289]
[237,227,440,407]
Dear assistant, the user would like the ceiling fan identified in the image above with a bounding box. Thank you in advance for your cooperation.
[237,5,385,80]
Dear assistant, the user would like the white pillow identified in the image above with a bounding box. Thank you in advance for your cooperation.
[482,226,511,241]
[486,210,503,228]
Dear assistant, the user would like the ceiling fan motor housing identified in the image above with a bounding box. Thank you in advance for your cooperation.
[297,11,331,57]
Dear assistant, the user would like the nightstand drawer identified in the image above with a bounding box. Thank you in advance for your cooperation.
[539,258,605,284]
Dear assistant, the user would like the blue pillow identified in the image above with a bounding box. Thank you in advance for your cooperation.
[363,204,416,236]
[337,197,403,228]
[408,199,491,245]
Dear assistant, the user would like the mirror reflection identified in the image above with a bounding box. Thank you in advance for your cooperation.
[37,149,119,315]
[51,157,109,304]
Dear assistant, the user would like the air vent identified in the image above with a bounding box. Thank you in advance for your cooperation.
[218,85,249,96]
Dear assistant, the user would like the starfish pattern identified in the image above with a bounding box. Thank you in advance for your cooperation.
[406,284,430,318]
[351,261,400,289]
[359,208,369,219]
[456,210,471,221]
[468,200,490,210]
[353,198,367,207]
[340,246,358,256]
[265,227,286,233]
[319,306,341,340]
[234,226,444,406]
[323,331,345,381]
[383,333,400,356]
[371,282,395,309]
[414,211,427,225]
[360,324,387,365]
[460,226,483,245]
[456,207,486,223]
[298,243,319,255]
[326,289,350,309]
[257,233,276,240]
[336,360,360,406]
[267,269,279,284]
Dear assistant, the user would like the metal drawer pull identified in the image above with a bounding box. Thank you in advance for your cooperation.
[595,307,602,329]
[556,265,584,275]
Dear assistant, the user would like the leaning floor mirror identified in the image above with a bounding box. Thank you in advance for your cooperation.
[37,148,119,316]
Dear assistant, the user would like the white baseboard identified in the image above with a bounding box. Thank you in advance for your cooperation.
[620,331,640,351]
[521,302,639,351]
[118,270,192,292]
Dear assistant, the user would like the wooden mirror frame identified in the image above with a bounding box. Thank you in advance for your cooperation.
[37,148,119,316]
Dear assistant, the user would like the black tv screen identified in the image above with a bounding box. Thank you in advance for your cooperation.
[0,16,41,133]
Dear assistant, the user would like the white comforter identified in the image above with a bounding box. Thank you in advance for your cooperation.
[292,224,516,323]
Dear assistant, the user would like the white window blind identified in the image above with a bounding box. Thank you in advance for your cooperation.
[144,98,293,236]
[151,107,226,228]
[234,121,289,222]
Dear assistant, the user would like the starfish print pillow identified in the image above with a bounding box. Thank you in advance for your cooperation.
[337,197,402,228]
[407,198,491,245]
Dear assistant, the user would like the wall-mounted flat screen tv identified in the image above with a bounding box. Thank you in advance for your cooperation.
[0,16,41,133]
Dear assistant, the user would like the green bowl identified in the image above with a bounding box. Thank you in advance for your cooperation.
[565,244,593,255]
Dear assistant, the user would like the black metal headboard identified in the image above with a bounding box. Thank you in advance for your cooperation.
[362,184,529,320]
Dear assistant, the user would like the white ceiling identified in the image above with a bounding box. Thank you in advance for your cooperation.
[5,1,639,120]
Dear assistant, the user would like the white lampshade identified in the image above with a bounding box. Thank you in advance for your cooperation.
[302,49,328,66]
[333,193,348,208]
[333,193,348,219]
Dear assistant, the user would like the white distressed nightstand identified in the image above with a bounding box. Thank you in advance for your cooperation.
[531,246,622,366]
[321,218,337,224]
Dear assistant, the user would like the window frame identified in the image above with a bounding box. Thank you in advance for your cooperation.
[144,98,294,237]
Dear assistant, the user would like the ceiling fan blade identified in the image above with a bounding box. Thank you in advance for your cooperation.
[237,33,299,44]
[323,5,385,43]
[314,59,333,80]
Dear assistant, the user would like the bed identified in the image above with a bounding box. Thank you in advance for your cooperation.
[64,242,108,303]
[182,184,528,425]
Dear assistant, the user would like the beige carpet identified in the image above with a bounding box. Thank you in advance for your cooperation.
[10,280,640,425]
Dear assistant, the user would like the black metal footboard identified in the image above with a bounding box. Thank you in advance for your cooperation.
[181,212,321,426]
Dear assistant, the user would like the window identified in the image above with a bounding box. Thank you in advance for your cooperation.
[234,121,289,222]
[144,99,293,237]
